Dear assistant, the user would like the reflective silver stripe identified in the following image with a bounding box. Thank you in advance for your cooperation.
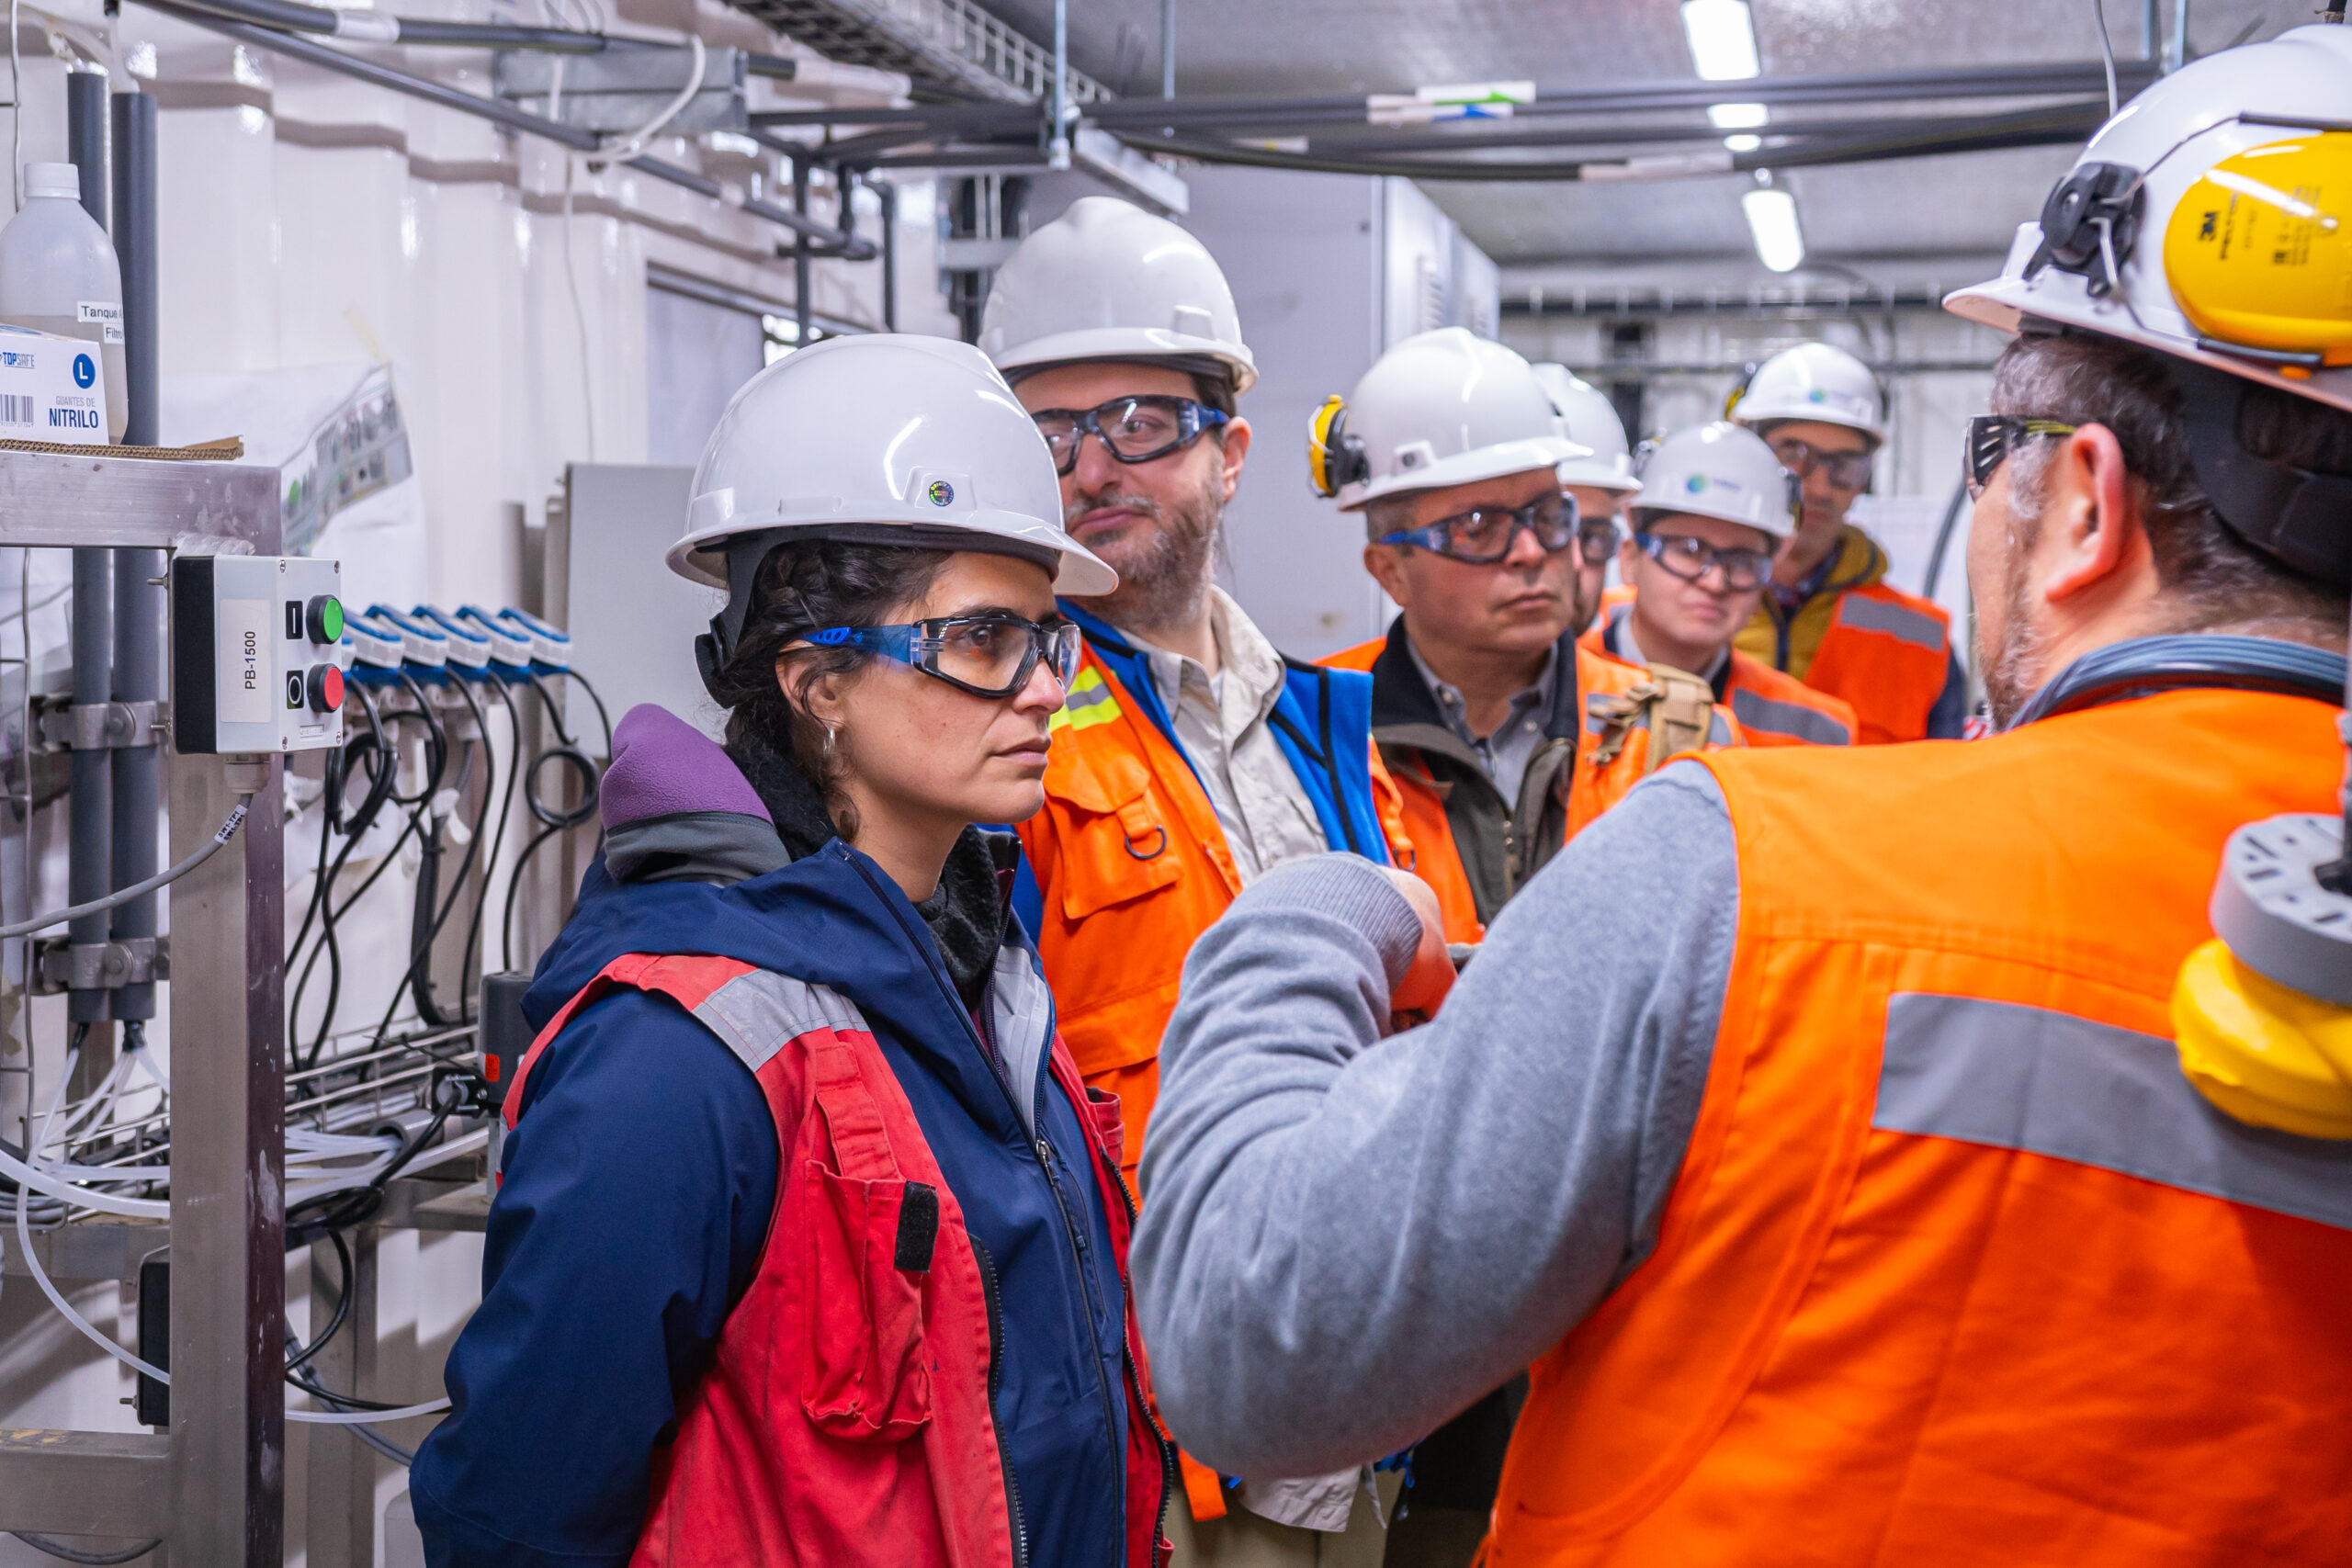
[1065,679,1116,715]
[691,969,869,1075]
[1837,592,1945,653]
[1730,684,1851,745]
[1877,993,2352,1231]
[1706,710,1735,748]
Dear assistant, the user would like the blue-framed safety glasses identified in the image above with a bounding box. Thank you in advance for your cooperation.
[803,613,1082,699]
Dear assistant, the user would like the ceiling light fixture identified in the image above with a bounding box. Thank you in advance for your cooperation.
[1742,184,1805,273]
[1724,133,1763,152]
[1680,0,1761,82]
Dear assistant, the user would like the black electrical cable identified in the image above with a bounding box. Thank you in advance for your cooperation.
[457,676,526,1007]
[284,1227,357,1376]
[501,671,604,969]
[562,667,613,759]
[288,701,399,1061]
[289,681,438,1067]
[7,1533,158,1564]
[401,679,496,1031]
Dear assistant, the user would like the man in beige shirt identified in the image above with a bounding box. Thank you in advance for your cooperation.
[983,196,1411,1568]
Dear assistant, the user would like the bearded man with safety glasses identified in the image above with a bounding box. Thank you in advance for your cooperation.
[978,197,1419,1568]
[1728,340,1970,742]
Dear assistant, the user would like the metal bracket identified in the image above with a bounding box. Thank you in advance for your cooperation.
[32,696,167,753]
[31,936,170,995]
[493,43,748,136]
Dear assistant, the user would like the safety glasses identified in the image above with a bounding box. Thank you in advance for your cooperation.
[1963,416,2080,500]
[1031,395,1230,476]
[802,614,1082,699]
[1377,494,1609,565]
[1768,436,1874,492]
[1630,531,1776,592]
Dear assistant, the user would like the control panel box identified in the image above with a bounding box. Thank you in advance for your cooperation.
[171,555,347,754]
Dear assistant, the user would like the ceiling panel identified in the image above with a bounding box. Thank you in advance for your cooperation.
[963,0,2297,269]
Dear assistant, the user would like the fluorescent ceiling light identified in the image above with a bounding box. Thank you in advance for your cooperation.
[1708,102,1768,130]
[1681,0,1760,82]
[1724,133,1763,152]
[1742,186,1804,273]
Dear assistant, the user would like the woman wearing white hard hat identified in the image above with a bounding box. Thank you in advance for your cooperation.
[1586,422,1858,748]
[415,335,1176,1568]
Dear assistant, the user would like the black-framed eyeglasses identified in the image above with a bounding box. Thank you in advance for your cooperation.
[1963,416,2080,500]
[1768,436,1874,492]
[801,613,1082,699]
[1375,494,1605,565]
[1031,395,1230,476]
[1630,531,1776,592]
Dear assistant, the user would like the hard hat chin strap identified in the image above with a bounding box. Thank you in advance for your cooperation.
[2169,359,2352,589]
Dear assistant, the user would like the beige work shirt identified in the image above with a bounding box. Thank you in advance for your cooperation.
[1125,588,1327,885]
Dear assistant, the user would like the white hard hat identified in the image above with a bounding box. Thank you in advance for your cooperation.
[1728,341,1886,443]
[671,334,1116,613]
[1944,23,2352,417]
[1531,363,1639,494]
[978,196,1257,395]
[1312,328,1590,510]
[1632,422,1800,540]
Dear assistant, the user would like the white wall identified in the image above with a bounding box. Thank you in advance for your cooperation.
[0,3,939,1560]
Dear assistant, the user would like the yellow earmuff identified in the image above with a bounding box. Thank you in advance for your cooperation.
[2173,938,2352,1139]
[2164,131,2352,369]
[1307,395,1358,499]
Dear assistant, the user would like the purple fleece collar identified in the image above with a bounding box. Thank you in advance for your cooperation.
[601,705,772,829]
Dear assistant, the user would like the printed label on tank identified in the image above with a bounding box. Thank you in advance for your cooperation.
[76,301,124,344]
[218,598,272,725]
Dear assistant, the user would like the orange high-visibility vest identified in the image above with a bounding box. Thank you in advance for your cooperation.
[1486,685,2352,1565]
[1588,597,1856,748]
[1758,579,1951,744]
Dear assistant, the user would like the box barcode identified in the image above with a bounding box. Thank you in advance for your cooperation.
[0,395,33,426]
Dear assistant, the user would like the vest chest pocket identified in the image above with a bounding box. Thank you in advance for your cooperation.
[1045,747,1184,920]
[797,1039,944,1443]
[800,1167,938,1442]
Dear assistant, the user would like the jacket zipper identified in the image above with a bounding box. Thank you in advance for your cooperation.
[971,1235,1032,1568]
[850,853,1136,1564]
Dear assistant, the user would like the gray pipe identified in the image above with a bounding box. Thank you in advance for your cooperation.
[1048,0,1069,169]
[878,181,898,332]
[1160,0,1174,99]
[2166,0,2188,70]
[111,90,161,1021]
[793,155,811,351]
[65,77,114,1026]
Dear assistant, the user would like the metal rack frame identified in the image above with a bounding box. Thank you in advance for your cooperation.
[0,446,286,1564]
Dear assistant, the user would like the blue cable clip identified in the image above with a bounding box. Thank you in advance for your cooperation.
[413,605,493,682]
[368,604,451,682]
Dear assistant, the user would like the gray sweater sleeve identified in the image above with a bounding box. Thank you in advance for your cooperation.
[1130,763,1738,1477]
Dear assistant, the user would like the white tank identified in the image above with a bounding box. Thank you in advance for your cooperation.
[0,164,125,442]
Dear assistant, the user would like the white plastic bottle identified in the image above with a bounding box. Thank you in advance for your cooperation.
[0,164,125,442]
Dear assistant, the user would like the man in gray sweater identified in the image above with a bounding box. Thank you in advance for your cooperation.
[1128,310,2352,1560]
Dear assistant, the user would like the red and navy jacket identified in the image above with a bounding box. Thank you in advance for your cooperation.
[413,705,1174,1568]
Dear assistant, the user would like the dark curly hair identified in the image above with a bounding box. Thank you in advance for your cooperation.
[703,538,951,835]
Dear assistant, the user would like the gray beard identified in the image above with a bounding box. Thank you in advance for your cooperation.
[1067,472,1224,638]
[1978,555,2049,731]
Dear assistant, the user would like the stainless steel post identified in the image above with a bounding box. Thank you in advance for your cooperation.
[304,1232,379,1568]
[1048,0,1070,169]
[166,742,287,1564]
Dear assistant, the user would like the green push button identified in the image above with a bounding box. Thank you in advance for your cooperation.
[305,594,345,645]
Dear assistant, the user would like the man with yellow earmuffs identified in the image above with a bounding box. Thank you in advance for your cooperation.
[1131,23,2352,1564]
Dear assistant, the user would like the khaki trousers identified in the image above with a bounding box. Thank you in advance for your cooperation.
[1165,1471,1403,1568]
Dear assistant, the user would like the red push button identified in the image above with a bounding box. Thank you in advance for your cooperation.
[306,663,345,714]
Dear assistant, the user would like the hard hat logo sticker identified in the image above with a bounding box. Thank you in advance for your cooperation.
[1685,474,1710,493]
[72,353,94,389]
[927,479,956,507]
